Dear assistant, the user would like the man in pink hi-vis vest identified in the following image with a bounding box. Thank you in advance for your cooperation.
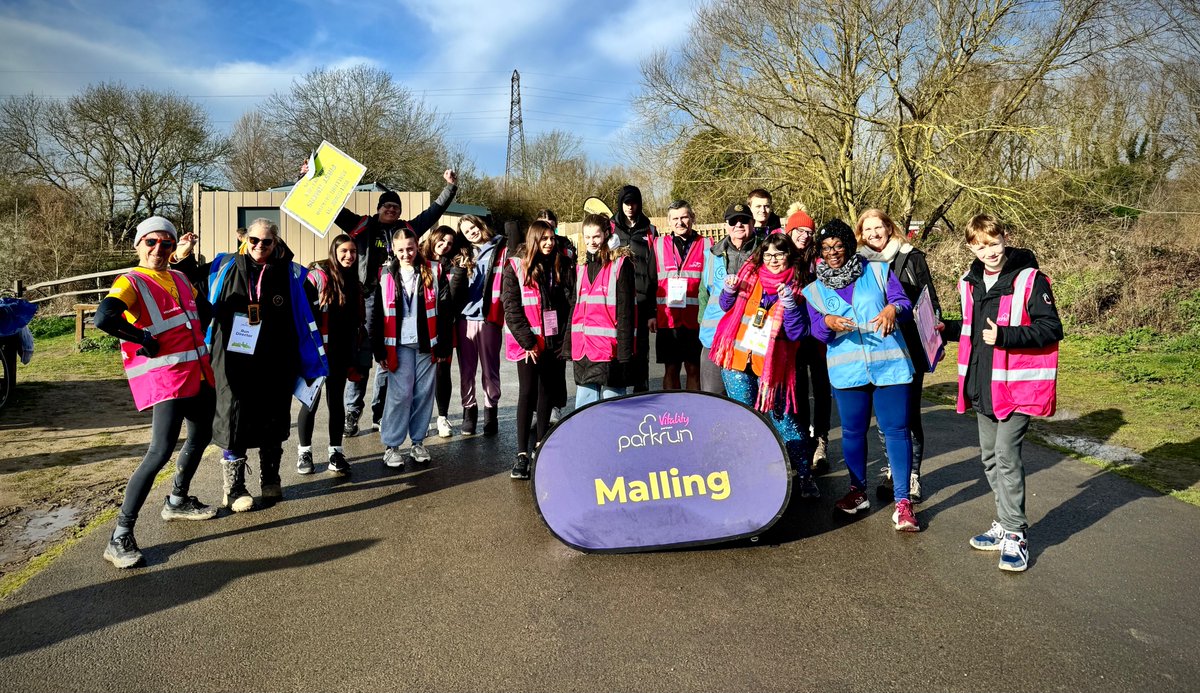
[953,214,1062,573]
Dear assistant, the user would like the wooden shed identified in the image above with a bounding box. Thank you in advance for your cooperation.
[189,182,477,267]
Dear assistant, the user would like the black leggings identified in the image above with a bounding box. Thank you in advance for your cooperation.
[794,337,832,437]
[117,386,215,530]
[515,356,566,455]
[435,360,453,417]
[298,373,348,448]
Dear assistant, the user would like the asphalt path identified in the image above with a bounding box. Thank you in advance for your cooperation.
[1,352,1198,692]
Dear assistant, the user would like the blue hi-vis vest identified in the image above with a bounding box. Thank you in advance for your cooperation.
[206,253,329,381]
[698,250,726,349]
[802,261,913,389]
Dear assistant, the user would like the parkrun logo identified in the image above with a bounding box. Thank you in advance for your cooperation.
[600,412,729,506]
[617,413,694,453]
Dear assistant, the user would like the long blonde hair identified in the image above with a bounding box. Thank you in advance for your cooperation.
[391,227,435,289]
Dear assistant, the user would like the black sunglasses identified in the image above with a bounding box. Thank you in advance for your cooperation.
[247,236,275,247]
[142,238,176,249]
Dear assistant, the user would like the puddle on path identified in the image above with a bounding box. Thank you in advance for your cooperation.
[17,507,80,545]
[1044,434,1145,463]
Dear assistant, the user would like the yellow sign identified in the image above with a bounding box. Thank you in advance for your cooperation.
[280,141,367,238]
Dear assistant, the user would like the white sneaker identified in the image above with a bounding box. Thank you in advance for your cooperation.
[998,532,1029,572]
[410,444,431,463]
[437,416,453,438]
[550,407,562,424]
[909,473,923,503]
[383,446,405,469]
[969,520,1006,551]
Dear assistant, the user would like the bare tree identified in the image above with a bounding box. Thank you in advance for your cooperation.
[637,0,1151,231]
[224,111,291,191]
[0,83,227,245]
[261,65,454,193]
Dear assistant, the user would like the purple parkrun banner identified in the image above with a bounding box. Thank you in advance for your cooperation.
[532,391,792,553]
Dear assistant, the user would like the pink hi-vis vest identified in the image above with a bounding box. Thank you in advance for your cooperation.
[956,267,1058,419]
[119,271,214,411]
[653,234,711,329]
[380,268,438,372]
[570,257,626,362]
[503,258,546,362]
[485,246,508,325]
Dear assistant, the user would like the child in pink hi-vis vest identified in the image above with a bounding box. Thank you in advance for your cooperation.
[955,214,1063,573]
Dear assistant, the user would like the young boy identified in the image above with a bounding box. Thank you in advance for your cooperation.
[956,214,1063,572]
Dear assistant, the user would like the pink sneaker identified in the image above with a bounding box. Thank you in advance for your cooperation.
[892,499,920,532]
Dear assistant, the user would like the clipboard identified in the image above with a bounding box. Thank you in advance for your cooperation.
[913,286,944,372]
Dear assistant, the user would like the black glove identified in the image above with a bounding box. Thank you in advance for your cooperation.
[135,330,160,358]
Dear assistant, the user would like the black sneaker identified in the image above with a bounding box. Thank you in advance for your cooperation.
[344,418,360,437]
[103,533,142,569]
[328,451,350,476]
[297,449,315,475]
[510,453,531,480]
[160,496,218,521]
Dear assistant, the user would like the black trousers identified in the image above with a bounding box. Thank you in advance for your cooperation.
[298,372,349,448]
[117,386,215,530]
[515,355,566,455]
[793,337,832,437]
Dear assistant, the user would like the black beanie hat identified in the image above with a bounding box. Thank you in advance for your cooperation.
[618,185,642,207]
[816,218,856,256]
[377,191,401,210]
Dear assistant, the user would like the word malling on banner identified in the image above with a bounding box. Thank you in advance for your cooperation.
[595,468,731,506]
[617,413,695,453]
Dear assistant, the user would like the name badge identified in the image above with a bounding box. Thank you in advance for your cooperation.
[739,310,773,356]
[666,277,688,308]
[229,313,261,355]
[543,310,559,336]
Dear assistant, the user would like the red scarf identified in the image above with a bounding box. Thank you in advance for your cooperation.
[710,262,799,413]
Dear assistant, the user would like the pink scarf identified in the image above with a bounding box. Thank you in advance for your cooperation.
[710,263,799,413]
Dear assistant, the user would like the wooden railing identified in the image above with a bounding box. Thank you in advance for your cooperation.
[14,268,131,304]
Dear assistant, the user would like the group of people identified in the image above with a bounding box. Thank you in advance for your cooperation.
[96,177,1062,575]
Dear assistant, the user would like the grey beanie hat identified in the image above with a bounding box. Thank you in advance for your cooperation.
[134,216,178,245]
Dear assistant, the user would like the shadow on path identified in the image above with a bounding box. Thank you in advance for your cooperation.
[0,539,378,659]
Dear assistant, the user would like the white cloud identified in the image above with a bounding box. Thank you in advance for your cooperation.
[587,0,696,67]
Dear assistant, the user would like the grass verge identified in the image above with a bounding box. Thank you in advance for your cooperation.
[926,331,1200,507]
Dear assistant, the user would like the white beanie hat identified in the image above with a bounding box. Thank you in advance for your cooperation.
[134,216,178,245]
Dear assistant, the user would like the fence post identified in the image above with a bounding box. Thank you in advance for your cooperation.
[12,279,23,296]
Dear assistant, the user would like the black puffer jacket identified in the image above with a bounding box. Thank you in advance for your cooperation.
[610,185,658,314]
[958,247,1063,418]
[563,249,636,387]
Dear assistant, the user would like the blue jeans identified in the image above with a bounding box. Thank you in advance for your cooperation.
[832,383,912,500]
[380,346,436,448]
[721,368,810,473]
[575,383,627,407]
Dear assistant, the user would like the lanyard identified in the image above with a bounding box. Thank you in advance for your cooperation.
[248,262,267,303]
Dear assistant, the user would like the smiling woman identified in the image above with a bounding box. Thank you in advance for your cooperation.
[91,215,220,569]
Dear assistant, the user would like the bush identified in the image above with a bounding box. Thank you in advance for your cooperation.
[28,316,74,339]
[76,336,119,352]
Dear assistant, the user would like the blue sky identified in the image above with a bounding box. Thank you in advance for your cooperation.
[0,0,697,177]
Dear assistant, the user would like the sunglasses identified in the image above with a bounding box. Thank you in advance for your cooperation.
[247,236,275,247]
[728,218,751,226]
[142,238,176,249]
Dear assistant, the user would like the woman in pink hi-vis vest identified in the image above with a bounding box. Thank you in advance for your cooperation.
[954,214,1062,573]
[94,216,218,569]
